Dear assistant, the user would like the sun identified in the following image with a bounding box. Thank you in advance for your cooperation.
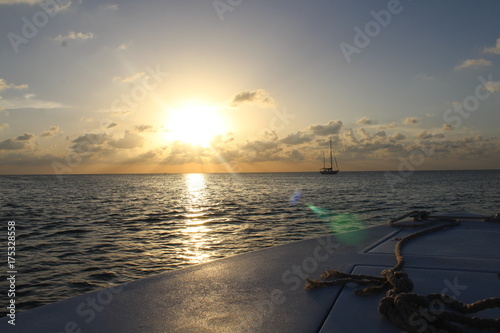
[165,101,227,147]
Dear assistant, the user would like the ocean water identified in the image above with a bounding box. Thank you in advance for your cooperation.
[0,170,499,317]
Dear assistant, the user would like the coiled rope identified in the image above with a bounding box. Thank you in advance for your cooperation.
[305,211,500,332]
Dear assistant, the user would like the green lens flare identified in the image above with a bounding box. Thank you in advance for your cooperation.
[307,204,368,246]
[307,205,332,220]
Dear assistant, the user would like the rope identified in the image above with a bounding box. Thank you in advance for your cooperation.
[305,211,500,332]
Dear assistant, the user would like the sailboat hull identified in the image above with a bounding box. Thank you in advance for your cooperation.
[320,170,339,174]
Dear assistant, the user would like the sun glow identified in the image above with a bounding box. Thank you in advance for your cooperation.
[166,101,227,147]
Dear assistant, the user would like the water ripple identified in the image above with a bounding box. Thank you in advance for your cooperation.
[0,170,498,317]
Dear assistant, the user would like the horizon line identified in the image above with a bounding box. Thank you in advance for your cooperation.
[1,169,499,176]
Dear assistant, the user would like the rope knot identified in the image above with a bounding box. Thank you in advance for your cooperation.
[382,269,413,294]
[378,294,430,333]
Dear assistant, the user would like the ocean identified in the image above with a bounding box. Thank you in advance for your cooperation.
[1,170,499,317]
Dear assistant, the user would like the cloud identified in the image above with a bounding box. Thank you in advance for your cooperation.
[134,124,158,132]
[0,132,34,150]
[417,131,445,140]
[74,134,106,146]
[423,136,500,160]
[242,139,279,153]
[41,126,60,137]
[123,150,161,164]
[0,94,66,110]
[67,131,144,164]
[280,131,313,145]
[454,59,492,70]
[137,150,157,159]
[484,38,500,54]
[0,0,39,4]
[109,131,143,149]
[230,89,276,107]
[307,120,343,136]
[416,73,433,80]
[0,123,9,131]
[483,81,500,93]
[106,123,118,129]
[342,129,358,144]
[237,130,285,162]
[242,146,283,163]
[403,117,419,125]
[117,41,133,50]
[70,133,107,154]
[389,132,406,141]
[0,139,25,150]
[340,130,404,156]
[357,128,386,140]
[112,72,145,83]
[0,152,66,167]
[99,4,118,11]
[378,122,398,129]
[355,117,376,125]
[334,123,485,161]
[161,141,219,165]
[442,123,454,131]
[358,128,369,138]
[288,149,304,161]
[0,78,28,91]
[2,115,498,170]
[0,0,72,10]
[54,31,94,45]
[16,133,34,141]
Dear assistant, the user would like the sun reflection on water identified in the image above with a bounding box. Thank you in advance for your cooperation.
[185,173,206,206]
[181,173,211,264]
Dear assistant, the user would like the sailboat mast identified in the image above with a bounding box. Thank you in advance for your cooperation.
[333,149,339,170]
[329,139,333,169]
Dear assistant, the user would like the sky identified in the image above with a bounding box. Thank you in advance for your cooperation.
[0,0,499,174]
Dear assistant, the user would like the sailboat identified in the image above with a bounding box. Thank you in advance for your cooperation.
[320,139,339,174]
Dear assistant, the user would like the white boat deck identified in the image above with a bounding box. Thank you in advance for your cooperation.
[1,213,499,332]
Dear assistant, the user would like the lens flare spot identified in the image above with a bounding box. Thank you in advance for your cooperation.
[307,205,368,246]
[290,190,302,206]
